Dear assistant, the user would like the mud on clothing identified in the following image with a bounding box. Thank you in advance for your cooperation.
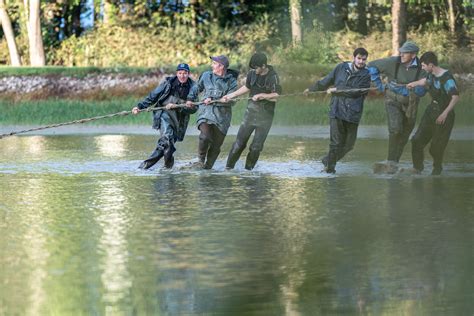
[411,71,459,173]
[226,66,282,170]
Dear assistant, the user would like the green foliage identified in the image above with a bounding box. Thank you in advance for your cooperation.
[273,24,338,65]
[49,16,275,67]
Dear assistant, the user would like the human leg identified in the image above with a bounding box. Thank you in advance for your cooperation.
[245,119,272,170]
[204,125,226,169]
[411,109,434,172]
[429,112,455,175]
[226,120,254,169]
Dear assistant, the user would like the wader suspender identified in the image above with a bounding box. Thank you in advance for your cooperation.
[394,58,422,83]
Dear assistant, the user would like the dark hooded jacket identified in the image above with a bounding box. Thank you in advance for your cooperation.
[136,76,196,141]
[309,62,371,124]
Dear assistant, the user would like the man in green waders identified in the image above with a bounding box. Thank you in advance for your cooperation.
[132,63,196,169]
[222,52,282,170]
[368,41,427,174]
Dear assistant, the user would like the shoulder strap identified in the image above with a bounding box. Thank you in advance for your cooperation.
[394,57,401,81]
[414,58,422,80]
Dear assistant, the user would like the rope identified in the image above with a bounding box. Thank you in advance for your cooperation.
[0,87,377,139]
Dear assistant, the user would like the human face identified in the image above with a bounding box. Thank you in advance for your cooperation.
[211,60,225,76]
[421,62,434,73]
[176,70,189,83]
[254,65,268,75]
[353,54,368,69]
[400,52,416,64]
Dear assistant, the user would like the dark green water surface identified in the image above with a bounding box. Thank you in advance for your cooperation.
[1,134,473,315]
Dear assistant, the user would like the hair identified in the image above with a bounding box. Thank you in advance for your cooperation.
[249,52,267,69]
[353,47,368,57]
[420,51,438,66]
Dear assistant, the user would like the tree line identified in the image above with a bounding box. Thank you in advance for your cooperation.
[0,0,472,67]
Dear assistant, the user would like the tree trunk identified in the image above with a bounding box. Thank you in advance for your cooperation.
[289,0,302,46]
[0,0,21,65]
[26,0,45,66]
[357,0,367,35]
[391,0,407,56]
[447,0,456,34]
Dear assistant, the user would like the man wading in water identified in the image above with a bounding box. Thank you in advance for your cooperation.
[404,52,460,175]
[368,41,427,174]
[305,47,371,174]
[186,55,238,169]
[132,63,196,169]
[222,52,282,170]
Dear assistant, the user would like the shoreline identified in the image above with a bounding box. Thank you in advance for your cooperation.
[1,125,472,140]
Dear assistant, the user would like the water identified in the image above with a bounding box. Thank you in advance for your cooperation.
[0,133,473,315]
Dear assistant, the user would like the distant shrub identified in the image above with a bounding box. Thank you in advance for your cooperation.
[273,24,338,65]
[49,16,275,68]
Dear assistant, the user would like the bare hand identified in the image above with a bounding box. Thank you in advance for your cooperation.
[203,98,212,105]
[252,94,263,102]
[326,87,337,94]
[221,95,231,103]
[406,82,415,89]
[436,112,448,125]
[186,101,195,108]
[132,107,140,115]
[303,89,310,96]
[165,103,176,110]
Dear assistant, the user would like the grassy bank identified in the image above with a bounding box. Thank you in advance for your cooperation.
[1,93,472,126]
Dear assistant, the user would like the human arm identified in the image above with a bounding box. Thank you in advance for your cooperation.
[133,81,167,111]
[307,66,337,93]
[252,92,279,102]
[221,85,250,102]
[436,95,459,124]
[406,78,427,89]
[333,71,371,98]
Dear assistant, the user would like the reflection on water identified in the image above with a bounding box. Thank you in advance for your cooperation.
[0,135,473,315]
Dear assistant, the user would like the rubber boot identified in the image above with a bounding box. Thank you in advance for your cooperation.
[244,150,260,170]
[139,149,164,169]
[226,143,245,169]
[163,144,176,169]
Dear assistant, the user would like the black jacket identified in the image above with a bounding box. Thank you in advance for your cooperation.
[137,76,196,141]
[309,62,371,124]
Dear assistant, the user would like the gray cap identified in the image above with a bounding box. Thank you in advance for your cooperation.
[210,55,229,68]
[399,41,419,53]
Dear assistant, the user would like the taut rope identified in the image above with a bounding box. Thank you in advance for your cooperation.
[0,88,377,139]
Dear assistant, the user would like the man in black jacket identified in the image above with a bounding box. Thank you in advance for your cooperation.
[305,48,371,173]
[132,63,196,169]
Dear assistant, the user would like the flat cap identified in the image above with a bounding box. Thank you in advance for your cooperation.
[399,41,419,53]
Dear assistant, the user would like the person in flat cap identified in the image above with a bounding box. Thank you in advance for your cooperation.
[221,52,282,170]
[368,41,427,174]
[186,55,238,169]
[132,62,196,169]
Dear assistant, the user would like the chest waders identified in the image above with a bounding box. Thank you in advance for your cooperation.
[411,73,456,175]
[139,95,184,169]
[385,60,422,163]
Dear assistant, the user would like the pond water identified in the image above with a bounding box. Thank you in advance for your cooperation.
[1,133,473,315]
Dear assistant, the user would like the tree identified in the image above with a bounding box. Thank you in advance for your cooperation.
[289,0,302,45]
[0,0,21,65]
[391,0,407,55]
[23,0,45,66]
